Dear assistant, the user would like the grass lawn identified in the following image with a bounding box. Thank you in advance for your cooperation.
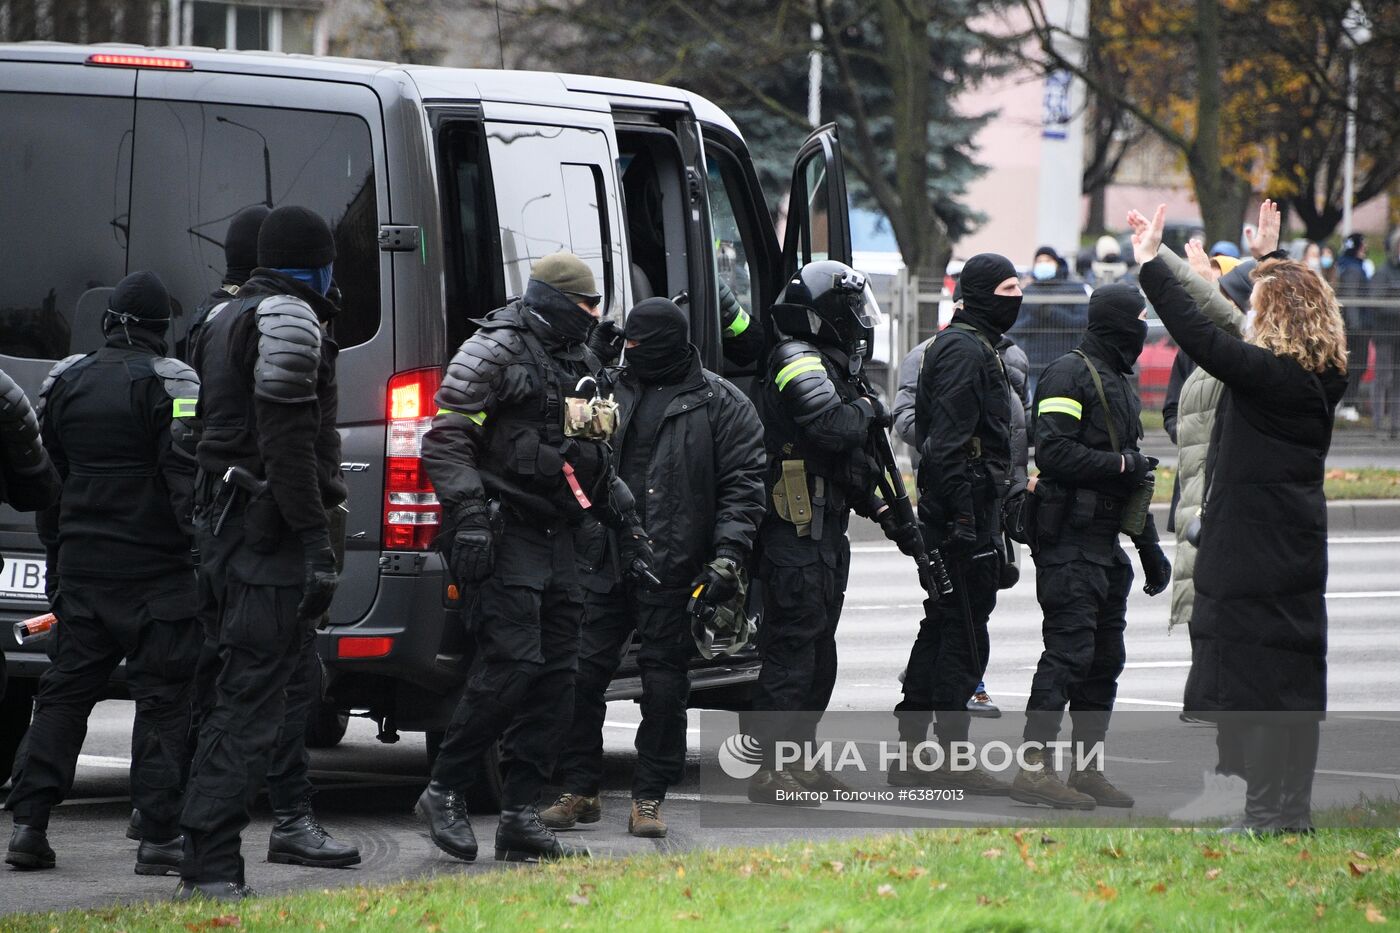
[1150,466,1400,503]
[8,820,1399,932]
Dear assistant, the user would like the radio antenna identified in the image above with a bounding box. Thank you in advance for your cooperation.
[494,0,506,69]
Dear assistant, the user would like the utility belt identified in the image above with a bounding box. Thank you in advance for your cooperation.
[196,464,289,554]
[1031,483,1132,547]
[769,458,837,542]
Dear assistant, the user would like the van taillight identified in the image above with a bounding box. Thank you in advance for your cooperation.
[384,368,442,550]
[86,53,193,70]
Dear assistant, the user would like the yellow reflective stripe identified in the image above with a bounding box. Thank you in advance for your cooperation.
[775,357,825,391]
[724,306,751,338]
[172,398,197,419]
[1037,397,1083,419]
[437,407,486,425]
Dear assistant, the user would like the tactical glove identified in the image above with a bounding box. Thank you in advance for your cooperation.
[942,514,978,558]
[1121,450,1151,485]
[857,395,892,429]
[620,523,658,587]
[690,554,741,606]
[877,508,920,558]
[586,319,626,365]
[449,507,495,585]
[298,529,340,624]
[1137,542,1172,596]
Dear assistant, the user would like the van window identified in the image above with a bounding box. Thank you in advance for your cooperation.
[705,158,756,323]
[0,93,134,361]
[436,119,504,351]
[128,100,380,350]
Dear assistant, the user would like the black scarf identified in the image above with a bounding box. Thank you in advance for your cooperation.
[1083,282,1147,374]
[623,297,697,385]
[525,278,597,347]
[953,253,1022,338]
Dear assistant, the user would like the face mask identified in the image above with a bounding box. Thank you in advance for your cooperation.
[1307,258,1322,272]
[1032,261,1057,281]
[982,293,1024,334]
[1321,256,1333,270]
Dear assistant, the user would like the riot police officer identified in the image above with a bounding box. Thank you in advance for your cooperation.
[892,253,1020,795]
[587,278,763,369]
[542,297,765,838]
[746,261,918,805]
[417,253,650,863]
[179,206,344,900]
[5,272,201,876]
[1010,281,1171,810]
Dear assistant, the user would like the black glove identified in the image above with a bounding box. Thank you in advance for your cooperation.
[877,507,920,558]
[298,529,339,624]
[1137,541,1172,596]
[942,514,978,558]
[620,524,658,586]
[857,396,891,429]
[1121,450,1151,485]
[690,554,741,606]
[586,319,625,364]
[449,506,495,585]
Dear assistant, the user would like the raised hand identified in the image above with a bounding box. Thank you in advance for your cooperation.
[1127,204,1166,265]
[1245,198,1281,258]
[1184,239,1218,283]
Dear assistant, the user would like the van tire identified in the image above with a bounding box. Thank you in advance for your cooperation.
[0,679,37,782]
[304,701,349,749]
[425,731,504,814]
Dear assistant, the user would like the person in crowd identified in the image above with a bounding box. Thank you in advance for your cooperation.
[1131,203,1347,834]
[180,207,345,900]
[1090,235,1133,288]
[890,254,1019,796]
[1209,240,1241,260]
[1010,280,1171,810]
[1009,246,1091,398]
[1367,230,1400,439]
[5,273,200,876]
[417,253,649,863]
[542,297,765,838]
[746,261,918,805]
[1334,233,1370,422]
[179,205,270,357]
[1320,246,1337,283]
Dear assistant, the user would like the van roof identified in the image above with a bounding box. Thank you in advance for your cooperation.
[0,41,742,138]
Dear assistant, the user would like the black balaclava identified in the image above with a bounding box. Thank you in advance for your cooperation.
[523,278,596,346]
[224,205,270,286]
[954,253,1022,337]
[105,271,172,350]
[623,297,697,384]
[1083,281,1147,374]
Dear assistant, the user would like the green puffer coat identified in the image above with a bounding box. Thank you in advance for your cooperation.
[1153,246,1247,631]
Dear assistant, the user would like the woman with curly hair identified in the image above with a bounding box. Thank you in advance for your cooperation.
[1129,205,1348,834]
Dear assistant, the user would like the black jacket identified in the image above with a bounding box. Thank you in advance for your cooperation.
[0,369,60,514]
[1141,259,1345,714]
[915,322,1013,550]
[582,360,766,590]
[37,329,199,579]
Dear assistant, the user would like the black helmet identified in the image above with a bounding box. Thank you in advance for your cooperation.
[769,260,883,360]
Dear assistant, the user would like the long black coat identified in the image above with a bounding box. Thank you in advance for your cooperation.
[1140,260,1346,714]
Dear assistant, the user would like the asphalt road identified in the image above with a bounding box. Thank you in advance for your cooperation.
[2,532,1396,915]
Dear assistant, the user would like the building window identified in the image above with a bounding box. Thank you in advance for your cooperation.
[185,1,322,54]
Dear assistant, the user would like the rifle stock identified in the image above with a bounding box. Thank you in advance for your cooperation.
[868,430,953,598]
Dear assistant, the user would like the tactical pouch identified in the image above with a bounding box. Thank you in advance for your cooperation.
[244,495,285,554]
[1002,488,1038,545]
[771,459,814,537]
[1119,470,1155,536]
[1032,482,1067,545]
[1068,487,1098,530]
[563,376,619,441]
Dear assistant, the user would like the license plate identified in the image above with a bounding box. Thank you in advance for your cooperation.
[0,557,47,601]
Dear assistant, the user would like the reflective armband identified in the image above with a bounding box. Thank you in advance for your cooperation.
[1037,397,1083,419]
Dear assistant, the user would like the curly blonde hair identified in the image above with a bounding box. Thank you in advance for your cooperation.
[1249,258,1349,374]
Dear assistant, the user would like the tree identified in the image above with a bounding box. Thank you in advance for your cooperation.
[1079,0,1148,235]
[498,0,1008,272]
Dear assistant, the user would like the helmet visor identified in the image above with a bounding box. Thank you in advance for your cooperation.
[856,281,883,329]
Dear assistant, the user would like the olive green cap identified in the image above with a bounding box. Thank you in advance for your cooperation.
[529,252,600,302]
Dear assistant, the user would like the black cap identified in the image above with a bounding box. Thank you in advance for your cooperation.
[257,205,336,270]
[108,271,172,331]
[224,205,270,285]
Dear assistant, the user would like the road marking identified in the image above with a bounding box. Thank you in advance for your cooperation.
[1017,661,1191,671]
[1106,756,1172,764]
[1327,590,1400,600]
[606,720,701,735]
[993,691,1185,710]
[76,754,131,770]
[56,795,131,807]
[1317,768,1400,781]
[852,535,1400,554]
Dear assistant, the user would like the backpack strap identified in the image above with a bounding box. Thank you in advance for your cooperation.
[1073,349,1119,451]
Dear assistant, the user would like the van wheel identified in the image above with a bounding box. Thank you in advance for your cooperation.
[0,680,37,782]
[304,701,349,749]
[425,732,504,814]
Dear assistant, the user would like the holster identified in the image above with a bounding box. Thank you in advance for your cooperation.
[1033,481,1069,546]
[771,459,817,539]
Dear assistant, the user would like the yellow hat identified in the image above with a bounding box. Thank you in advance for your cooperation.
[1213,255,1243,276]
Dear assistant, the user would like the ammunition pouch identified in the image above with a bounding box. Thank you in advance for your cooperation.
[563,379,619,441]
[1032,481,1068,546]
[771,459,820,539]
[1002,488,1037,545]
[1120,469,1156,536]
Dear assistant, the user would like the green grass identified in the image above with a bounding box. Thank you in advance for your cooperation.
[8,820,1400,932]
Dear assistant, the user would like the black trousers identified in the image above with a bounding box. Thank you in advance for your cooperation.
[895,551,999,746]
[431,519,583,808]
[6,573,199,841]
[181,512,305,884]
[751,534,850,753]
[554,584,692,801]
[1218,719,1320,831]
[1022,556,1132,747]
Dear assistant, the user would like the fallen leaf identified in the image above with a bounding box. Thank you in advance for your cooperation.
[566,895,590,908]
[1150,883,1167,894]
[683,888,692,900]
[1094,882,1118,902]
[981,848,1003,859]
[1350,861,1374,878]
[1315,904,1326,919]
[673,912,702,922]
[1206,868,1222,880]
[1101,846,1124,859]
[1286,877,1299,889]
[1299,849,1313,861]
[1040,835,1058,845]
[1352,850,1373,861]
[877,884,897,899]
[1202,846,1225,860]
[826,860,845,874]
[676,865,686,879]
[1281,835,1300,846]
[1365,904,1387,924]
[977,895,992,906]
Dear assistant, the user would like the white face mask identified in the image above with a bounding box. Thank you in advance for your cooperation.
[1306,258,1322,272]
[1032,261,1057,281]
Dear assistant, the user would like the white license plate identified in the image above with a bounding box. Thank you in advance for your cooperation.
[0,557,47,601]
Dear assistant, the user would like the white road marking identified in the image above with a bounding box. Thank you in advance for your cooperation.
[1106,756,1172,764]
[605,720,700,735]
[1017,660,1191,671]
[76,754,131,770]
[992,691,1185,710]
[851,535,1400,554]
[1316,768,1400,781]
[1327,590,1400,600]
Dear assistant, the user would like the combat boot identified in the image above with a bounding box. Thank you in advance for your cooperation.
[126,809,143,841]
[5,824,55,870]
[539,792,602,829]
[414,781,478,862]
[1010,747,1096,810]
[923,752,1012,796]
[172,880,254,901]
[746,769,822,807]
[1068,764,1135,808]
[268,796,362,867]
[628,799,667,838]
[494,805,591,862]
[135,836,184,876]
[791,766,853,795]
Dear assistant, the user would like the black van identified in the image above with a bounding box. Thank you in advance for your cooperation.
[0,43,856,807]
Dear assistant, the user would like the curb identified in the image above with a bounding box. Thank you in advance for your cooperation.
[1149,499,1400,533]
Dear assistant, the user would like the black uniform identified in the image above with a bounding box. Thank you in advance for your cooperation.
[896,254,1018,749]
[180,206,341,890]
[557,298,766,804]
[1023,282,1170,749]
[422,279,640,820]
[5,273,201,858]
[584,278,763,371]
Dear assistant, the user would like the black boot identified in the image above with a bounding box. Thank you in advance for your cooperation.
[1278,722,1321,833]
[1240,724,1287,832]
[414,781,477,862]
[268,798,361,868]
[135,836,184,876]
[126,809,143,842]
[5,824,56,871]
[494,805,590,863]
[173,879,255,901]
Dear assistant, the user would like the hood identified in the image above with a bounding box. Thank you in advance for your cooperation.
[952,253,1021,337]
[104,271,172,340]
[242,268,339,323]
[1082,281,1147,374]
[622,297,697,385]
[1218,260,1256,313]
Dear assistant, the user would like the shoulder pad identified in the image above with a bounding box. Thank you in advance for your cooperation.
[437,328,522,415]
[770,339,838,423]
[0,368,28,416]
[35,353,90,420]
[253,296,322,404]
[151,358,200,401]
